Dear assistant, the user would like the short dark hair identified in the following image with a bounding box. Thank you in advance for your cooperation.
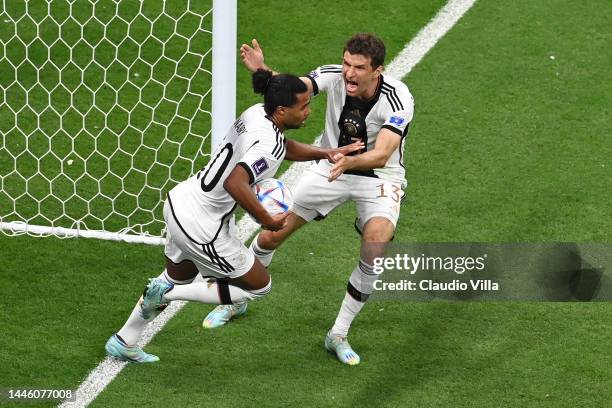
[344,33,386,69]
[252,69,307,115]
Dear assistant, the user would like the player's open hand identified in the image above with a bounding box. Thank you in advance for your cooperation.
[240,39,266,72]
[328,154,352,182]
[261,211,290,232]
[326,140,364,163]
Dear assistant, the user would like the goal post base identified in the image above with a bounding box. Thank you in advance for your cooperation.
[0,221,166,246]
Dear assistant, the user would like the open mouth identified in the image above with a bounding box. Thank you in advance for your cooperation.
[345,79,358,93]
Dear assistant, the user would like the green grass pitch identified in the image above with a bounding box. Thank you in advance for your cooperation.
[1,0,611,407]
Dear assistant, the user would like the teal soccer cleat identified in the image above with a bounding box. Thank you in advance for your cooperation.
[325,331,361,366]
[105,334,159,363]
[202,303,248,328]
[140,278,174,320]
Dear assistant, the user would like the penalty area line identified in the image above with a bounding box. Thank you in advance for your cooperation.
[60,0,477,406]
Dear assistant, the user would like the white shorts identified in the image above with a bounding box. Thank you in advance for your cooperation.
[291,165,406,231]
[163,200,254,279]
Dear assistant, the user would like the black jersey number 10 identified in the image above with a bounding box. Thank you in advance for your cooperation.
[200,143,233,192]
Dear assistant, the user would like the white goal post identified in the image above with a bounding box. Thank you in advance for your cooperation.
[0,0,236,245]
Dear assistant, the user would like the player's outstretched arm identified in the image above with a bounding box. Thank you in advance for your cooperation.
[240,39,314,94]
[240,39,276,74]
[328,129,401,182]
[223,165,288,231]
[284,139,364,162]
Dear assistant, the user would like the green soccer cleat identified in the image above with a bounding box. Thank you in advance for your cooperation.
[140,277,174,320]
[202,303,248,328]
[105,334,159,363]
[325,331,361,366]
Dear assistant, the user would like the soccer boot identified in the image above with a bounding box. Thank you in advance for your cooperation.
[140,277,174,320]
[325,331,361,366]
[105,334,159,363]
[202,303,248,328]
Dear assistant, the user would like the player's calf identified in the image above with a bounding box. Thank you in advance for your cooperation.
[201,275,271,328]
[219,276,272,303]
[252,213,307,266]
[330,260,377,337]
[160,262,272,306]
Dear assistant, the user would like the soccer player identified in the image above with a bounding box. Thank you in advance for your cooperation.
[204,33,414,366]
[105,69,363,363]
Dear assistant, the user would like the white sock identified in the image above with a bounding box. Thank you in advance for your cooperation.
[163,278,271,304]
[116,298,148,346]
[330,260,377,338]
[117,270,175,345]
[330,293,365,338]
[249,234,275,267]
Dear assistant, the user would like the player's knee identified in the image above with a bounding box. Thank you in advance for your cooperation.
[360,223,394,264]
[165,258,199,283]
[361,217,395,243]
[164,269,196,285]
[245,276,272,300]
[257,213,305,250]
[257,230,283,250]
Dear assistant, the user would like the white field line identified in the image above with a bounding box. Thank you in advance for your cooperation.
[385,0,477,79]
[60,1,476,406]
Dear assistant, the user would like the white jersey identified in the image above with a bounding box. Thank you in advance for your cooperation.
[167,104,286,244]
[306,65,414,186]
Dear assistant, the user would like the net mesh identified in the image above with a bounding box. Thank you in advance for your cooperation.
[0,0,213,239]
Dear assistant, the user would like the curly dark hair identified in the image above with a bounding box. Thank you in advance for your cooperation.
[252,69,307,115]
[343,33,386,69]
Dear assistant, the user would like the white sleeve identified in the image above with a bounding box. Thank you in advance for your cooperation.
[237,134,285,184]
[305,64,342,95]
[380,88,414,137]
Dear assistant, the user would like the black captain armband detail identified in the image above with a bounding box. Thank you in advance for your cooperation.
[381,124,403,137]
[236,162,255,185]
[306,75,319,96]
[347,281,370,302]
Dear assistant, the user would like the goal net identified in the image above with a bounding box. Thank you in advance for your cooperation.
[0,0,233,245]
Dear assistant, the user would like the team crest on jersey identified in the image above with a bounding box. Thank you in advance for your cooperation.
[389,116,405,126]
[342,118,359,136]
[252,157,269,176]
[309,70,319,79]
